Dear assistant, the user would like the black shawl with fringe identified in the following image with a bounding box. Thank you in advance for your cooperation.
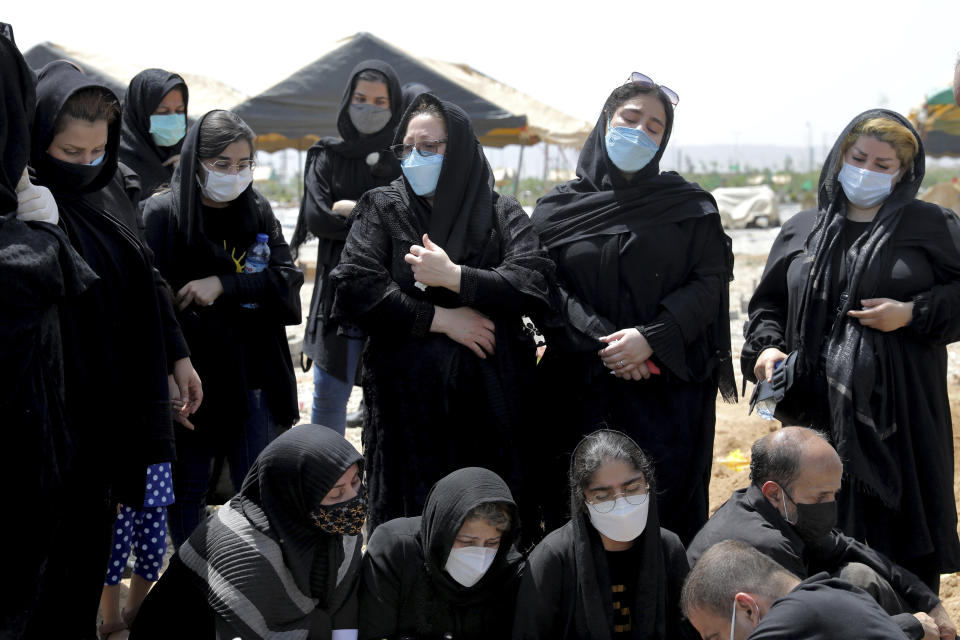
[133,425,364,639]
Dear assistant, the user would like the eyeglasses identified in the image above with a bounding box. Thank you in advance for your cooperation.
[389,139,447,160]
[584,483,649,513]
[625,71,679,107]
[202,159,256,174]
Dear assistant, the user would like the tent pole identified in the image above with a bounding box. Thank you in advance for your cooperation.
[543,143,549,184]
[298,147,304,202]
[513,144,524,197]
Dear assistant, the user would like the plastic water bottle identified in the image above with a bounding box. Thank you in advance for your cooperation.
[241,233,270,309]
[757,398,777,421]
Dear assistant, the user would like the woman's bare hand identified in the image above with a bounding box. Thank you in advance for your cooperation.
[431,306,495,359]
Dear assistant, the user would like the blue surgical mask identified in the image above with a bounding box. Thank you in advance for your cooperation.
[401,148,444,197]
[838,162,896,208]
[149,113,187,147]
[604,120,659,172]
[87,152,105,167]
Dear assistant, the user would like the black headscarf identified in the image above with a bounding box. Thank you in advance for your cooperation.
[532,86,717,248]
[164,109,259,249]
[391,92,497,266]
[531,84,735,401]
[31,60,172,503]
[119,68,188,199]
[401,82,432,114]
[418,467,524,606]
[794,109,927,507]
[323,59,402,160]
[569,430,669,640]
[179,424,363,637]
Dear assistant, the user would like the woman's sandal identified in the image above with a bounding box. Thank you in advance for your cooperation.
[98,620,127,639]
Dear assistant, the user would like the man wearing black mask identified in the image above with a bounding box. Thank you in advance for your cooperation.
[687,427,955,639]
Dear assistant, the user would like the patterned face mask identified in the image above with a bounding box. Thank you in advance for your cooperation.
[310,486,367,535]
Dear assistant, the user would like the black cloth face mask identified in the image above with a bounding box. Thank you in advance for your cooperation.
[41,152,104,191]
[310,486,367,536]
[780,485,838,542]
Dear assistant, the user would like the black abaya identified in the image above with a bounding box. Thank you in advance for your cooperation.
[742,109,960,584]
[25,60,174,640]
[529,87,735,544]
[359,468,524,640]
[0,33,100,639]
[330,94,554,533]
[290,60,402,379]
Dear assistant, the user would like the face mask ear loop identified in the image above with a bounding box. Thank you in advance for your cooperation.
[779,485,797,526]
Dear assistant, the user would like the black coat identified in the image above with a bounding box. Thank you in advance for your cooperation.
[686,485,940,614]
[747,573,917,640]
[89,163,191,365]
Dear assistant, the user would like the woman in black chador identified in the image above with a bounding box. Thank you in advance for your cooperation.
[0,31,99,638]
[359,467,524,640]
[330,93,553,533]
[742,110,960,591]
[513,430,690,640]
[26,60,175,638]
[530,75,735,544]
[119,68,188,200]
[290,60,403,435]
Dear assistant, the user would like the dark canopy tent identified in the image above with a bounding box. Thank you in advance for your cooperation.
[232,32,528,151]
[23,42,127,99]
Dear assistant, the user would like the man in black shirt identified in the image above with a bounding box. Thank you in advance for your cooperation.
[687,427,955,638]
[682,540,934,639]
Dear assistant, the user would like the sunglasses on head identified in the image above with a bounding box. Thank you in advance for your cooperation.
[625,71,679,107]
